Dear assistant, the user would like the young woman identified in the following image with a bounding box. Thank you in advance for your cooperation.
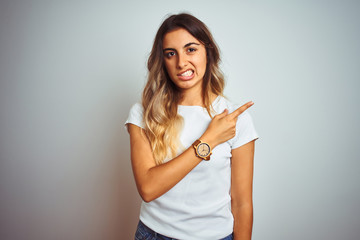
[125,13,259,240]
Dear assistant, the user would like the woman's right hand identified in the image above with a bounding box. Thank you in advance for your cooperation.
[201,101,254,148]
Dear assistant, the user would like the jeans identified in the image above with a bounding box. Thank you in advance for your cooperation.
[134,220,233,240]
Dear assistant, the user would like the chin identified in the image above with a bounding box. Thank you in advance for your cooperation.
[174,78,202,90]
[175,82,196,90]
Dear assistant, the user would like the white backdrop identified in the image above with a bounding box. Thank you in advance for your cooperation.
[1,0,359,239]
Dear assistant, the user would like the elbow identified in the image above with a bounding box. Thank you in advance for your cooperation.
[141,192,154,203]
[231,199,253,209]
[138,184,157,203]
[231,202,253,219]
[142,196,153,203]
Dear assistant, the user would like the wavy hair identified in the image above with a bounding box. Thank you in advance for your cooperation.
[142,13,225,165]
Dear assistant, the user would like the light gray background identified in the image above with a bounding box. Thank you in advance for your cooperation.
[1,0,359,239]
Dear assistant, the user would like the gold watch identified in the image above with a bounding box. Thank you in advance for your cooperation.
[192,139,211,160]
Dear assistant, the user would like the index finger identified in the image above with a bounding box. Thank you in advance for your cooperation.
[228,101,254,119]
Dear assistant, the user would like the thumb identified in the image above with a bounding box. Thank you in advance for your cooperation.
[217,108,228,118]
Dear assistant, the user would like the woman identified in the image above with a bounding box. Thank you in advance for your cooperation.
[125,13,259,240]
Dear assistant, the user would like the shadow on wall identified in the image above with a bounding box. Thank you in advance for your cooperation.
[119,133,141,239]
[113,100,142,239]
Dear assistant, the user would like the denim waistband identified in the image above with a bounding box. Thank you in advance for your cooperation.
[135,220,233,240]
[136,220,176,240]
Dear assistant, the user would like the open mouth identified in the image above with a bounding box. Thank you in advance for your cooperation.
[179,69,194,77]
[177,69,195,81]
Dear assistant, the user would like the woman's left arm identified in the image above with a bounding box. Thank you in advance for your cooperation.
[231,140,256,240]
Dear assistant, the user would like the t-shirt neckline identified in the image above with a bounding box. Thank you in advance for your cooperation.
[177,95,221,108]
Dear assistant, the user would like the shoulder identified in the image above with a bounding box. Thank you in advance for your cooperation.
[130,102,143,114]
[127,102,144,120]
[124,102,145,130]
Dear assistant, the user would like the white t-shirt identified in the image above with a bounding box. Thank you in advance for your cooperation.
[125,96,259,240]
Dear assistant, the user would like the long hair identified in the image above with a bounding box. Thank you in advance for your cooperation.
[142,13,225,165]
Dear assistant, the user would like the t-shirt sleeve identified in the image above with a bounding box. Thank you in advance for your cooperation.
[229,110,259,149]
[124,103,145,131]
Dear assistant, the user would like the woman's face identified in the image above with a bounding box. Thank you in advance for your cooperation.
[162,28,207,92]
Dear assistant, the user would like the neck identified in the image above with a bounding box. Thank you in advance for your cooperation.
[178,87,217,106]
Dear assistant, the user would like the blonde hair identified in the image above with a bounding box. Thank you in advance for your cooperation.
[142,13,225,165]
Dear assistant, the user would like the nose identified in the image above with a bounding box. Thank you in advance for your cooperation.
[177,52,188,69]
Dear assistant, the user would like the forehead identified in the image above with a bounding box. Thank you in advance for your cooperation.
[162,28,201,48]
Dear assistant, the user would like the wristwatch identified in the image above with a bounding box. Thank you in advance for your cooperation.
[192,139,212,160]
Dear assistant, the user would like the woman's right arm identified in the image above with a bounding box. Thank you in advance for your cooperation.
[128,101,253,202]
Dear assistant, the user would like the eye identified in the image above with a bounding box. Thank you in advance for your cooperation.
[165,51,176,58]
[187,48,197,53]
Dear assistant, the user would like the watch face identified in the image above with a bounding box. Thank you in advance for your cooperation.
[197,143,210,157]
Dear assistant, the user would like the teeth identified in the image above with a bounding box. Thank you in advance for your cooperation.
[181,70,193,77]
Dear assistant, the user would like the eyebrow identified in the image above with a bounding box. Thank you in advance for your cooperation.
[163,42,200,52]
